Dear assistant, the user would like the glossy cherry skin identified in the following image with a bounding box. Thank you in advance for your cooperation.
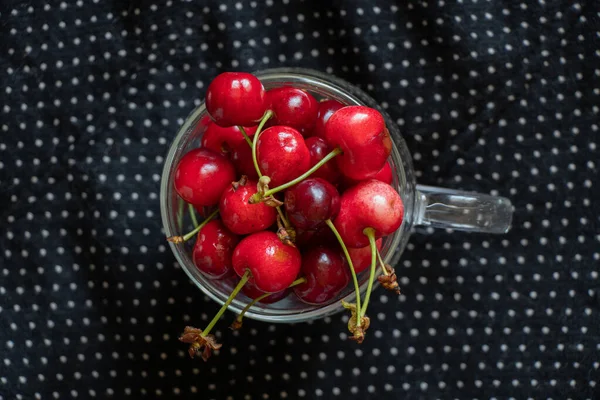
[293,246,350,304]
[341,159,393,190]
[347,238,383,274]
[230,141,259,181]
[295,224,338,249]
[206,72,267,127]
[232,231,302,292]
[310,99,344,139]
[334,179,404,248]
[305,137,341,184]
[201,123,257,157]
[256,126,311,187]
[219,178,277,235]
[174,148,236,207]
[241,280,290,304]
[266,87,319,135]
[192,219,240,279]
[284,178,340,230]
[325,105,392,180]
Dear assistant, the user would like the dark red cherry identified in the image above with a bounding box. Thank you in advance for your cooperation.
[347,238,382,274]
[284,178,340,230]
[230,141,259,180]
[242,280,290,304]
[293,245,350,304]
[219,177,277,235]
[334,179,404,248]
[232,231,302,292]
[256,126,310,187]
[310,99,344,139]
[201,123,257,157]
[305,137,342,184]
[206,72,267,127]
[295,224,338,249]
[266,87,319,135]
[192,219,240,279]
[174,148,236,207]
[325,106,392,180]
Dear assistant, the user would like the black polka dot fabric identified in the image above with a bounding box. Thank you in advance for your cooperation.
[1,1,598,399]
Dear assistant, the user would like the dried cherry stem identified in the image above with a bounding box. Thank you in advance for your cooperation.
[167,209,219,244]
[188,203,199,228]
[251,110,274,178]
[238,126,253,147]
[203,269,251,336]
[251,147,342,203]
[360,227,377,318]
[276,206,291,229]
[325,218,362,327]
[231,277,307,330]
[376,250,389,276]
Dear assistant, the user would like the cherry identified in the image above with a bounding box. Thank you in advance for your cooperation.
[256,125,311,187]
[174,148,236,207]
[232,231,302,292]
[284,178,340,230]
[347,238,382,274]
[242,280,290,304]
[305,137,342,184]
[293,245,350,304]
[219,176,277,235]
[295,224,337,249]
[310,99,344,139]
[206,72,268,127]
[325,105,392,180]
[342,160,392,189]
[266,87,319,134]
[334,179,404,248]
[230,140,260,180]
[192,219,239,279]
[201,123,256,157]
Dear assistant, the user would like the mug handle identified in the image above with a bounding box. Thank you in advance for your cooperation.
[414,184,513,234]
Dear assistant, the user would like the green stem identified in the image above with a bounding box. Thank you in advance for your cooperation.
[252,147,342,203]
[376,248,389,276]
[325,219,361,326]
[177,198,185,231]
[167,209,219,243]
[360,227,377,318]
[238,126,253,147]
[251,110,273,178]
[188,203,199,228]
[203,269,250,336]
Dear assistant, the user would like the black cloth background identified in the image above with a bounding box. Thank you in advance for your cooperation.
[1,1,598,399]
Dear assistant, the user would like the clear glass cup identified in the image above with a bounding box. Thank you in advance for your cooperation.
[160,67,513,324]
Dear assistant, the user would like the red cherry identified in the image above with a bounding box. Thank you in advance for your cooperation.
[325,106,392,180]
[230,141,259,181]
[256,126,310,187]
[192,220,240,279]
[174,148,236,207]
[206,72,267,127]
[333,179,404,248]
[266,87,319,134]
[305,137,341,184]
[293,245,350,304]
[219,177,277,235]
[241,280,290,304]
[201,123,257,157]
[310,99,344,139]
[232,231,302,292]
[284,178,340,230]
[347,238,383,274]
[341,159,393,189]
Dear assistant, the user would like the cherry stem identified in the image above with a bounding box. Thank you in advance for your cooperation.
[167,209,219,243]
[360,227,377,319]
[252,147,342,203]
[188,203,199,228]
[325,219,362,327]
[177,198,185,231]
[251,110,274,178]
[376,250,389,276]
[276,206,291,229]
[238,126,253,147]
[234,277,307,325]
[203,269,250,336]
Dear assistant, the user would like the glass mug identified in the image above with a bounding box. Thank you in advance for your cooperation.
[160,67,513,324]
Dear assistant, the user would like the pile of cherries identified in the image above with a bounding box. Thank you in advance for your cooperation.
[170,72,404,361]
